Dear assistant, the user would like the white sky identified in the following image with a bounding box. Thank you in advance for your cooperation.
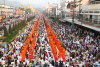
[8,0,60,6]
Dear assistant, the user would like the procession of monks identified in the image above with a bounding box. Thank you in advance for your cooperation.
[21,16,40,62]
[43,15,66,62]
[21,15,66,62]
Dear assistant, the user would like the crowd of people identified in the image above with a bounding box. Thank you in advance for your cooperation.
[45,16,100,67]
[0,15,100,67]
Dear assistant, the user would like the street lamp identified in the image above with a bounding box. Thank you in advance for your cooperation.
[71,0,75,33]
[21,5,29,23]
[3,0,5,7]
[3,0,5,17]
[2,0,5,22]
[54,4,62,22]
[0,0,5,16]
[53,4,59,20]
[78,0,82,21]
[65,0,82,33]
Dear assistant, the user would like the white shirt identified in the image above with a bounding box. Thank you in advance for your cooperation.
[48,57,52,62]
[18,55,21,61]
[65,64,69,67]
[26,60,29,65]
[86,35,90,40]
[95,61,98,65]
[1,60,5,64]
[17,60,20,64]
[87,40,89,44]
[76,40,80,44]
[20,43,23,47]
[11,62,15,67]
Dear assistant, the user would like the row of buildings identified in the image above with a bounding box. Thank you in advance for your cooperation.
[44,0,100,24]
[0,5,25,22]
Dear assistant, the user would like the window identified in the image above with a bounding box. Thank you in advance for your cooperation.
[67,3,70,8]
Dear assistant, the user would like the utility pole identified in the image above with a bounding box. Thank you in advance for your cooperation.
[0,0,5,22]
[65,0,82,33]
[3,0,5,22]
[56,4,58,21]
[21,5,28,23]
[78,0,82,21]
[1,5,2,19]
[55,4,62,22]
[79,1,81,21]
[71,0,75,33]
[65,0,75,33]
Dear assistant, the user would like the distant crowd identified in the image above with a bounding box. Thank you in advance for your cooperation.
[46,16,100,67]
[0,15,100,67]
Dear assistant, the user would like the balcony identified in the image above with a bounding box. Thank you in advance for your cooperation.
[81,4,100,10]
[89,0,95,1]
[90,0,100,1]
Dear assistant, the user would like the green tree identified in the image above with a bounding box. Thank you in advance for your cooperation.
[16,23,18,30]
[26,8,31,14]
[20,22,22,27]
[19,7,24,11]
[12,24,15,31]
[9,25,12,34]
[4,26,8,36]
[17,22,19,29]
[15,23,17,31]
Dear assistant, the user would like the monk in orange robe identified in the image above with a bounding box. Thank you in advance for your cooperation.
[29,49,33,61]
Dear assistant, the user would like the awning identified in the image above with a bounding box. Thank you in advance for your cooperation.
[59,18,64,22]
[64,18,78,23]
[64,17,71,22]
[64,18,100,32]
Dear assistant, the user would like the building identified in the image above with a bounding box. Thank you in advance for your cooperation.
[0,5,14,22]
[51,4,61,18]
[60,0,73,18]
[45,3,61,19]
[75,0,100,24]
[46,4,53,16]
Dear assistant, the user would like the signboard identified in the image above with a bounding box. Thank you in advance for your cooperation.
[0,17,2,20]
[6,13,8,16]
[19,30,21,34]
[66,9,70,12]
[3,16,5,18]
[89,4,100,10]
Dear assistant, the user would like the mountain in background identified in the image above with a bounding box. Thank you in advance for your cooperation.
[0,0,44,11]
[0,0,21,8]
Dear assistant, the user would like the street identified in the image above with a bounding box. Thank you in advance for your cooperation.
[0,0,100,66]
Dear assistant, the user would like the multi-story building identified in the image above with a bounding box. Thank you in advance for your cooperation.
[46,3,61,19]
[60,0,73,18]
[46,4,54,16]
[0,5,14,22]
[51,4,61,18]
[75,0,100,24]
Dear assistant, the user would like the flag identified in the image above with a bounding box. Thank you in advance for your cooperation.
[48,2,50,5]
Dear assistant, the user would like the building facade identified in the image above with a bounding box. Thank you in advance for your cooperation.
[46,4,53,17]
[60,0,73,18]
[0,5,14,22]
[75,0,100,24]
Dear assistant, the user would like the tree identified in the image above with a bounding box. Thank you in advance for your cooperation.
[18,22,20,29]
[20,22,22,27]
[9,25,12,34]
[4,26,8,36]
[26,8,31,14]
[12,24,15,31]
[15,23,17,30]
[16,23,18,30]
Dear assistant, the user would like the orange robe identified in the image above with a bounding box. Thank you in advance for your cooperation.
[29,50,33,61]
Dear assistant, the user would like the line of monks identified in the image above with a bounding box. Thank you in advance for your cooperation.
[21,16,40,62]
[43,15,66,62]
[21,15,66,62]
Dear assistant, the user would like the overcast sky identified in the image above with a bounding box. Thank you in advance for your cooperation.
[8,0,60,7]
